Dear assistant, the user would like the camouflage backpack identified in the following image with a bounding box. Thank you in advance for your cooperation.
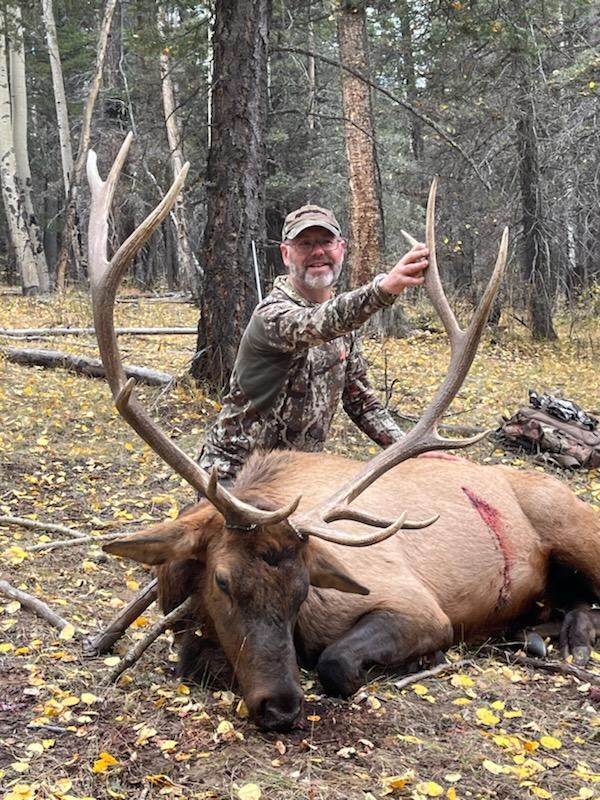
[496,391,600,469]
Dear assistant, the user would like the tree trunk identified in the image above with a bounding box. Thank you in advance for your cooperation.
[158,5,199,295]
[191,0,271,391]
[54,0,119,291]
[41,0,73,198]
[337,1,384,288]
[398,0,423,162]
[512,4,557,341]
[8,4,50,293]
[0,13,39,295]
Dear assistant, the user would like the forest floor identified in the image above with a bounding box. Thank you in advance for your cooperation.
[0,287,599,800]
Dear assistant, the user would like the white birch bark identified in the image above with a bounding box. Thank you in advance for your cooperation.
[8,4,49,292]
[158,5,199,292]
[41,0,74,197]
[0,13,39,294]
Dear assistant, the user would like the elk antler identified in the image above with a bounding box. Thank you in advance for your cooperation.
[87,134,300,530]
[88,137,506,548]
[293,177,509,543]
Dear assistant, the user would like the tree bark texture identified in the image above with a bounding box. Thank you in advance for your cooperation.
[42,0,74,198]
[0,13,40,295]
[8,4,50,293]
[516,97,557,340]
[192,0,271,391]
[337,1,384,287]
[512,3,557,341]
[158,5,200,294]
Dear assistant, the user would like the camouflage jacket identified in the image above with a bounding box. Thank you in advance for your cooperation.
[198,274,405,481]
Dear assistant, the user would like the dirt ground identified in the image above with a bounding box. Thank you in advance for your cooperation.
[1,290,599,800]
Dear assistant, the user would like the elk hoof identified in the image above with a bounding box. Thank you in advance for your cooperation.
[523,631,547,658]
[317,650,363,698]
[559,607,596,665]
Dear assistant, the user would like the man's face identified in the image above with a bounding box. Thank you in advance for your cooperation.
[280,226,346,294]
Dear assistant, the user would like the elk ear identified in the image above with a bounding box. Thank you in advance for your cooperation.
[103,518,208,566]
[305,546,370,596]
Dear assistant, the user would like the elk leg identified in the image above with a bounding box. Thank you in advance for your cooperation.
[559,606,598,665]
[316,607,452,698]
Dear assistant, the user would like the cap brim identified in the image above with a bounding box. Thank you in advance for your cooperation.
[285,220,341,240]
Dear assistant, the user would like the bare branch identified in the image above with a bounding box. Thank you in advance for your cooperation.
[0,579,80,635]
[273,45,492,191]
[102,596,194,685]
[85,578,158,656]
[0,515,86,539]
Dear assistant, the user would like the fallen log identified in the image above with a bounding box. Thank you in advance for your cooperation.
[4,347,173,385]
[0,326,196,338]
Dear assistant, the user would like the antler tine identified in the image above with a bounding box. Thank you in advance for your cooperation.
[87,134,301,531]
[290,177,508,544]
[294,512,440,547]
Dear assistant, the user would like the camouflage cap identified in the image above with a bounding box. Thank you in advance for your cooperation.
[281,204,342,241]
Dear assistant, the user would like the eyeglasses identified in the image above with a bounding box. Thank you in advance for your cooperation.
[287,238,342,253]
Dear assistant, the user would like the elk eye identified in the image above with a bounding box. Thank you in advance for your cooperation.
[215,573,231,596]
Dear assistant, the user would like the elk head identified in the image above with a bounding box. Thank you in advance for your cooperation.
[88,134,508,730]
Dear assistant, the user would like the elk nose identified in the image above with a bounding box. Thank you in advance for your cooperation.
[253,689,304,732]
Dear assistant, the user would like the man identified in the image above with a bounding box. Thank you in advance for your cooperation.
[198,204,429,482]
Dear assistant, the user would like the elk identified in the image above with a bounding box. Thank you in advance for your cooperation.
[88,135,600,732]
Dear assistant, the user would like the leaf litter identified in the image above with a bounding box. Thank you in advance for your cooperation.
[1,291,599,799]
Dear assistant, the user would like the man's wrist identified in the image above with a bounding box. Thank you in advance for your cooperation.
[372,273,397,306]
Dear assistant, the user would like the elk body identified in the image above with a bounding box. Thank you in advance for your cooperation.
[105,449,600,730]
[88,135,599,732]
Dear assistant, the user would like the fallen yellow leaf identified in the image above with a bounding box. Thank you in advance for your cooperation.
[539,735,561,750]
[92,751,119,774]
[58,623,75,640]
[476,708,500,726]
[238,784,262,800]
[450,673,475,688]
[482,760,508,775]
[159,739,177,752]
[381,771,415,791]
[415,780,444,796]
[529,787,551,798]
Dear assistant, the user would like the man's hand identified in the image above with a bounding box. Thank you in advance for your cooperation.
[378,242,429,295]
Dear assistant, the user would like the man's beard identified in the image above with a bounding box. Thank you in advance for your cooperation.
[289,259,343,290]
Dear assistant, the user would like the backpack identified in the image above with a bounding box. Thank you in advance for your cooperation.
[496,391,600,469]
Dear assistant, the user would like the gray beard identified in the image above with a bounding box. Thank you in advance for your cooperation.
[291,262,343,290]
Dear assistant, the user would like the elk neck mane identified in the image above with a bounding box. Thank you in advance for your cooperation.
[231,449,303,507]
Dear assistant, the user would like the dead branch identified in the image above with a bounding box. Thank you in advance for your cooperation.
[393,658,474,690]
[390,412,485,437]
[0,515,86,539]
[0,578,79,635]
[116,294,191,304]
[103,596,193,685]
[506,653,600,684]
[0,326,196,338]
[27,531,136,552]
[85,578,158,656]
[5,347,172,385]
[273,45,491,191]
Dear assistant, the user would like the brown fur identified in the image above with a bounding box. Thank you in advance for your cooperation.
[104,450,600,730]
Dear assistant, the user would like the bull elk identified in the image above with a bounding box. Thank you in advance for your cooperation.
[88,135,600,732]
